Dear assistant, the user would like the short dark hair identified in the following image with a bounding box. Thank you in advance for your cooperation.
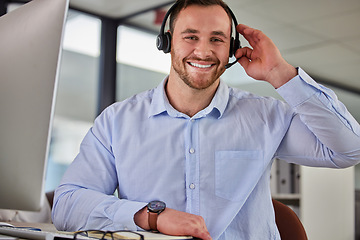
[169,0,233,34]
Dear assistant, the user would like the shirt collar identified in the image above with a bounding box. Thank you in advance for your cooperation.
[148,76,229,119]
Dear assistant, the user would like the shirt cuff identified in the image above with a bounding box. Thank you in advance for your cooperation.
[112,200,148,231]
[276,67,322,107]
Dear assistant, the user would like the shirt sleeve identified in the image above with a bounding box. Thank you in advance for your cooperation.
[275,67,360,168]
[52,107,147,232]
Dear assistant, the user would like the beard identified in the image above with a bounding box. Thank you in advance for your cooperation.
[171,53,225,91]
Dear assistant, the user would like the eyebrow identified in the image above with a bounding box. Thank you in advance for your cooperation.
[181,28,228,39]
[212,30,228,39]
[181,28,198,34]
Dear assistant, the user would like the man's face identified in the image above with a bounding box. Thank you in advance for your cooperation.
[170,5,232,90]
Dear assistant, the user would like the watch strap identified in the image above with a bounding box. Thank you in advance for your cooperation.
[148,211,158,231]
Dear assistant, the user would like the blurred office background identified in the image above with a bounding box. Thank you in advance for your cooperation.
[3,0,360,239]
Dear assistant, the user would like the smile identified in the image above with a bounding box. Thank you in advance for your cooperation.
[188,62,213,69]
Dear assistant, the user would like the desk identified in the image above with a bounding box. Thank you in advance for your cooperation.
[8,222,57,232]
[0,222,193,240]
[0,222,69,240]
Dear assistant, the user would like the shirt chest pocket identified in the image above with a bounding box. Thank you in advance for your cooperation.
[215,150,264,202]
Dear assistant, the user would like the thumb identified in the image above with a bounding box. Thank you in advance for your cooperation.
[235,46,253,70]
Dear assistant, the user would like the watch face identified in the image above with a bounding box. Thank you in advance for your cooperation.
[148,201,166,213]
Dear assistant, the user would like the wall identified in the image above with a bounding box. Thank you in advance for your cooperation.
[48,49,360,203]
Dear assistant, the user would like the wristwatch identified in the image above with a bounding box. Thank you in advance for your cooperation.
[147,200,166,231]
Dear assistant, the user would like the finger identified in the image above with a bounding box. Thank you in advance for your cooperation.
[234,47,259,73]
[236,24,249,35]
[192,229,212,240]
[234,46,253,61]
[236,24,262,47]
[238,57,249,70]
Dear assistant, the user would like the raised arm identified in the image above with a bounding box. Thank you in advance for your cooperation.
[235,24,360,168]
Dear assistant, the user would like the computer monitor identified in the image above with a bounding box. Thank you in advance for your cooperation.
[0,0,69,211]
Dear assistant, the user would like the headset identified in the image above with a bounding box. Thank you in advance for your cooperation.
[156,1,241,69]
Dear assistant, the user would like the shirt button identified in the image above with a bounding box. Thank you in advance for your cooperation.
[189,148,195,154]
[189,183,195,189]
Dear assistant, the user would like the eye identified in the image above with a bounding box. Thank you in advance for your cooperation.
[184,35,198,41]
[211,38,224,43]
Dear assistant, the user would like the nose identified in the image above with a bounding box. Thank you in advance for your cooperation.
[193,39,212,59]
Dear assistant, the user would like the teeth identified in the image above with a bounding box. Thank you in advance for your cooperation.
[189,62,212,68]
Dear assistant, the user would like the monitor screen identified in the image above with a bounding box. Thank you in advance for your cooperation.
[0,0,69,211]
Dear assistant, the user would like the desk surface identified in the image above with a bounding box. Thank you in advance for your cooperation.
[8,222,56,232]
[2,222,193,240]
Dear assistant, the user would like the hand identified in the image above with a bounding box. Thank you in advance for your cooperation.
[134,207,212,240]
[235,24,297,88]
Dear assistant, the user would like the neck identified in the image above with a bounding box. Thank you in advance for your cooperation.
[165,72,220,117]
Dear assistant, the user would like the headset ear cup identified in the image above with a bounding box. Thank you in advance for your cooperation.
[156,32,171,53]
[229,37,241,58]
[156,34,165,51]
[163,32,172,53]
[233,38,240,54]
[229,37,234,58]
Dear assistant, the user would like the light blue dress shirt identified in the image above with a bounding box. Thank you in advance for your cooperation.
[52,68,360,240]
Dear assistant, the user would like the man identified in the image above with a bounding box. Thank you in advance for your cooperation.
[52,0,360,239]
